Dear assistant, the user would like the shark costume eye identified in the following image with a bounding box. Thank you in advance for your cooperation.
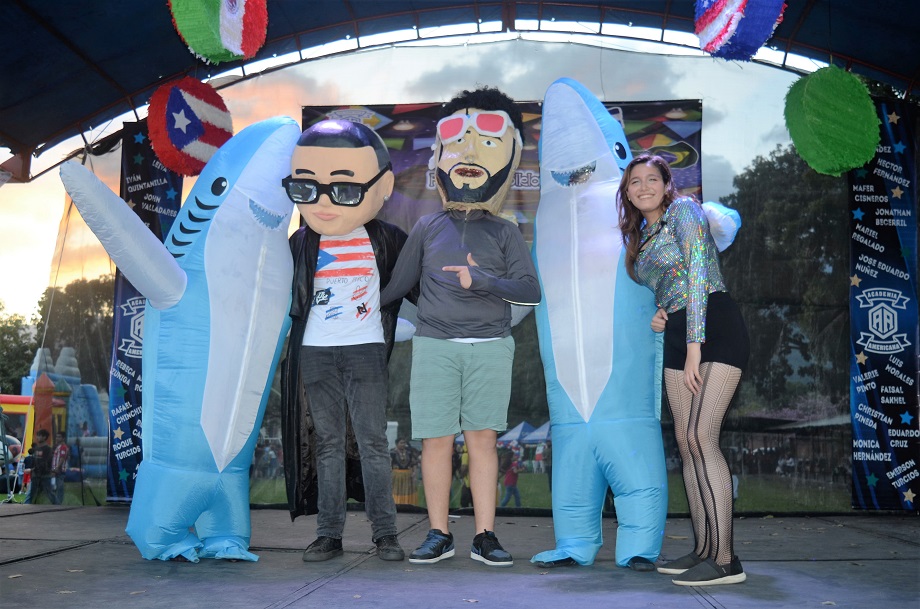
[614,142,628,161]
[211,177,228,196]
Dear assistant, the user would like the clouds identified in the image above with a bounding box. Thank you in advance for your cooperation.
[395,39,687,105]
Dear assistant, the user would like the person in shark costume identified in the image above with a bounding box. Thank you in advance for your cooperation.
[530,78,667,571]
[59,117,300,562]
[530,79,741,572]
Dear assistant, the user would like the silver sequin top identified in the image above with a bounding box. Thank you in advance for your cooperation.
[635,197,727,343]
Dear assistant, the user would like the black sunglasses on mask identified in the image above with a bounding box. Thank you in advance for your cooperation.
[281,163,392,206]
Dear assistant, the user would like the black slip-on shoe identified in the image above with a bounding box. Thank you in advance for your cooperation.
[656,552,704,575]
[672,556,746,586]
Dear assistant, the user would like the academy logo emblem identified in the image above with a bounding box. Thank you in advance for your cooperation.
[117,297,147,359]
[855,288,911,354]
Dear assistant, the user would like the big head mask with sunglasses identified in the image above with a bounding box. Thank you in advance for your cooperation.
[431,108,523,215]
[286,120,394,236]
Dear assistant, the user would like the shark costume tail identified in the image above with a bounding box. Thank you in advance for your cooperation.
[530,78,668,567]
[61,116,299,561]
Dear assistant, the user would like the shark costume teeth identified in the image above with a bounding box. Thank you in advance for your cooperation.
[550,161,597,187]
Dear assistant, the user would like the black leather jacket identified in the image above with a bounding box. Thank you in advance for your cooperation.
[281,219,410,519]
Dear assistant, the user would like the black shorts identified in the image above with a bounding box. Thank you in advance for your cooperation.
[663,291,750,371]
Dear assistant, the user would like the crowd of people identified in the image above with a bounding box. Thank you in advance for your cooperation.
[2,428,72,505]
[252,442,283,479]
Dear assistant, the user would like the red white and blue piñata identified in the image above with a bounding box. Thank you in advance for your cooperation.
[695,0,787,61]
[148,77,233,176]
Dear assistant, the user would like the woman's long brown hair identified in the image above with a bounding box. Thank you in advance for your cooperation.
[617,153,679,282]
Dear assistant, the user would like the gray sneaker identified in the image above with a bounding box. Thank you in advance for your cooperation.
[656,552,704,575]
[672,556,746,586]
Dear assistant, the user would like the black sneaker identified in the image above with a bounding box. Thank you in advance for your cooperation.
[408,529,455,564]
[672,556,746,586]
[470,530,513,567]
[302,536,343,562]
[374,534,405,561]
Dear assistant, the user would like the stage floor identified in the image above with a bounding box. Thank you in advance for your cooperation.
[1,504,917,608]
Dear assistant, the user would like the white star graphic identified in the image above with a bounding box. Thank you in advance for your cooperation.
[172,109,192,133]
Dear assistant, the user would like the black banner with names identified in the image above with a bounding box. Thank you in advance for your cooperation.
[106,120,182,501]
[847,98,919,511]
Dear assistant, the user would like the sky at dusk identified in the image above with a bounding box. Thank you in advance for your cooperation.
[0,36,799,320]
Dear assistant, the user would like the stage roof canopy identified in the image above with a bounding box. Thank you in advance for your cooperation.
[2,1,917,181]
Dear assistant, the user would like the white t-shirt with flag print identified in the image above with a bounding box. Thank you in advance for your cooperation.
[302,226,385,347]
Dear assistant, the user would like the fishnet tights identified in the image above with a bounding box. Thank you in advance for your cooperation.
[664,362,742,566]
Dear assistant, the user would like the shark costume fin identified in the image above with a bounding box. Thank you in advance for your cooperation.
[59,161,187,309]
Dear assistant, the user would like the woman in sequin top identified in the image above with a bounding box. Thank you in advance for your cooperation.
[618,153,750,587]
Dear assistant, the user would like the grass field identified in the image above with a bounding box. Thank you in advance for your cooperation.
[6,479,109,506]
[9,472,853,514]
[448,472,853,514]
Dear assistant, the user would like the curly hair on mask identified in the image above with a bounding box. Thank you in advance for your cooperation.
[440,86,525,145]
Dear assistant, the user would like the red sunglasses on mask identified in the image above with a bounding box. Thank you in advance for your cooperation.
[436,111,514,145]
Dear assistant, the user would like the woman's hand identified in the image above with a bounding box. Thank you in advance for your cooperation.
[443,253,478,289]
[684,342,702,395]
[651,308,668,333]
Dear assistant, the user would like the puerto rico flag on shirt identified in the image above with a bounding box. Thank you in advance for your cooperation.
[303,226,385,346]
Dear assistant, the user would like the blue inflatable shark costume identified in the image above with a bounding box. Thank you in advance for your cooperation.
[530,79,668,568]
[60,117,300,561]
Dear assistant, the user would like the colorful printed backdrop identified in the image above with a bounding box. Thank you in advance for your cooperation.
[303,100,703,240]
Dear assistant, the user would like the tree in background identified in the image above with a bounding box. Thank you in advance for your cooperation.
[33,275,115,390]
[719,144,850,416]
[0,301,37,395]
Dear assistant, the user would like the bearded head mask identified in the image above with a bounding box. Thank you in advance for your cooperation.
[430,88,524,215]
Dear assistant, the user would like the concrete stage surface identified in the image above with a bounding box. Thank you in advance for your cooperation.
[1,504,917,608]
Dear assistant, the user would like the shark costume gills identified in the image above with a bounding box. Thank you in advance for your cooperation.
[60,117,300,561]
[530,79,668,567]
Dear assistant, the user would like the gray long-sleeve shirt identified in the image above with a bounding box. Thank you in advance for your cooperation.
[381,209,541,339]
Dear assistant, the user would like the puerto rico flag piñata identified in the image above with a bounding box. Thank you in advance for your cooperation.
[148,77,233,176]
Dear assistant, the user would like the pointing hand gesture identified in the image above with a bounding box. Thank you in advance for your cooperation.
[443,253,478,289]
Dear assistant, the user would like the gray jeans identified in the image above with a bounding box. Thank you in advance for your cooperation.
[300,343,397,541]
